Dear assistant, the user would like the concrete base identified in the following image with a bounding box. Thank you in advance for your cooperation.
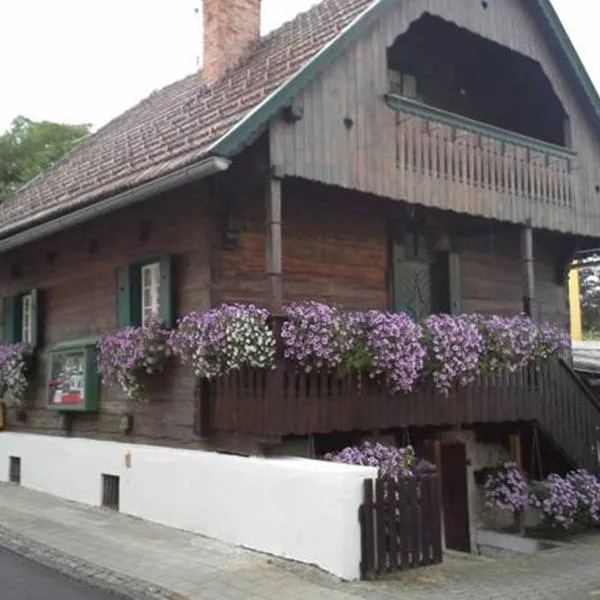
[475,529,560,558]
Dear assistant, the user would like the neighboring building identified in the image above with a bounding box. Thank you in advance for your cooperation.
[569,267,583,340]
[1,0,600,571]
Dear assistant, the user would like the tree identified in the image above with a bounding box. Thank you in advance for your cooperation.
[0,116,91,201]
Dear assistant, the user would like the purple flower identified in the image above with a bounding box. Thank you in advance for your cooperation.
[282,301,360,373]
[360,310,425,393]
[470,314,569,373]
[565,469,600,525]
[483,461,529,513]
[529,473,579,529]
[97,315,170,400]
[422,314,483,395]
[325,442,422,480]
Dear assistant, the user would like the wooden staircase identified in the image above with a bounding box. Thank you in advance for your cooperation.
[533,360,600,473]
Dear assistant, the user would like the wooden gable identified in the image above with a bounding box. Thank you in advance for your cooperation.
[269,0,600,238]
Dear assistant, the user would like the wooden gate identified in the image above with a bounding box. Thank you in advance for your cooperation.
[359,474,443,580]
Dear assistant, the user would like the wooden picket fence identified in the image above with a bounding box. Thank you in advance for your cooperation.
[359,474,442,580]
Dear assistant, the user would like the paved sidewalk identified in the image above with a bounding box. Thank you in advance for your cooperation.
[2,483,600,599]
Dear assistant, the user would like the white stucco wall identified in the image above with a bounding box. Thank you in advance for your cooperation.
[0,432,376,580]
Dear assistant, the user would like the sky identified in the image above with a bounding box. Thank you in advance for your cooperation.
[0,0,597,133]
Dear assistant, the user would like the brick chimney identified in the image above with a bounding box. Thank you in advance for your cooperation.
[203,0,261,85]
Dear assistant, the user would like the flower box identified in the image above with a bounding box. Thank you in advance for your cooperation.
[46,338,100,413]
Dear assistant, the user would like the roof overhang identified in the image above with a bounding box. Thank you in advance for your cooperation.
[0,156,230,254]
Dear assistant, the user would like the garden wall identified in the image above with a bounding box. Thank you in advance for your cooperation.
[0,431,377,580]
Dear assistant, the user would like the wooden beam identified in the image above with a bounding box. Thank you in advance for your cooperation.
[266,171,283,313]
[521,223,535,318]
[509,433,523,470]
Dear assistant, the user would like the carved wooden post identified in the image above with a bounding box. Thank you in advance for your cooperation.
[521,222,535,318]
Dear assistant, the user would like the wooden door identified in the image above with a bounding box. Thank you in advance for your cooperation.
[440,442,471,552]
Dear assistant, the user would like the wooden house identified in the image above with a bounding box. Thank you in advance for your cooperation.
[2,0,600,559]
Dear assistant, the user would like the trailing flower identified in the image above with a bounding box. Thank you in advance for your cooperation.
[473,314,569,373]
[0,342,32,405]
[169,303,275,378]
[422,314,483,395]
[529,473,579,529]
[281,301,361,373]
[565,469,600,526]
[535,322,571,361]
[473,314,537,373]
[483,461,529,513]
[361,310,425,393]
[325,442,430,480]
[97,316,170,400]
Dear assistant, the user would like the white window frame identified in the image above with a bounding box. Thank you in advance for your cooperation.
[141,262,161,324]
[21,293,33,344]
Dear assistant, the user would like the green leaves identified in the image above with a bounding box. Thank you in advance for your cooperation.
[0,116,91,201]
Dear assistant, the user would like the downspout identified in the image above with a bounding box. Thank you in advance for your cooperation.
[0,156,231,254]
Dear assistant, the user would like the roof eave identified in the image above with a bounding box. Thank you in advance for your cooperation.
[0,156,230,254]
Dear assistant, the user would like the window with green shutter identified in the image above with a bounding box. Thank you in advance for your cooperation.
[1,289,42,347]
[116,254,173,328]
[389,229,461,317]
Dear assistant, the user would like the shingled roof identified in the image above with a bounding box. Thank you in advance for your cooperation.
[2,0,600,242]
[0,0,373,238]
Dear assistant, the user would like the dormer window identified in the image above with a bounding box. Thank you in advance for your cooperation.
[388,70,418,99]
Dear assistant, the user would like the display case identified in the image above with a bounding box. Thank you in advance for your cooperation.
[46,338,100,412]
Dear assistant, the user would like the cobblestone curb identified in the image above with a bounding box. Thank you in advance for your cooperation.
[0,524,188,600]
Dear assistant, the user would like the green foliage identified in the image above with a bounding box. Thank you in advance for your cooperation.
[0,116,91,201]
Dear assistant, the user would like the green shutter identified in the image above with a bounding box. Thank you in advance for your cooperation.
[116,266,133,327]
[129,264,142,327]
[158,254,173,328]
[2,296,18,343]
[430,251,462,315]
[30,288,42,348]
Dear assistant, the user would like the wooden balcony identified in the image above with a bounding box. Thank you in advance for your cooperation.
[199,359,600,472]
[385,94,578,226]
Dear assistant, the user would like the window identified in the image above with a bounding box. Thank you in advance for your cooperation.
[2,289,41,346]
[21,293,33,344]
[388,69,418,99]
[389,230,461,318]
[141,262,160,324]
[116,254,172,328]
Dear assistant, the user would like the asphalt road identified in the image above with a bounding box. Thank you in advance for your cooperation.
[0,547,128,600]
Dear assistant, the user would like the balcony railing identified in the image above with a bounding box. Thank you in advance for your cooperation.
[385,94,577,209]
[198,357,600,472]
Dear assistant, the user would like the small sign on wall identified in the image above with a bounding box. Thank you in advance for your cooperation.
[46,340,100,412]
[49,351,86,406]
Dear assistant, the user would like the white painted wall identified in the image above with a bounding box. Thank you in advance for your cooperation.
[0,432,376,580]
